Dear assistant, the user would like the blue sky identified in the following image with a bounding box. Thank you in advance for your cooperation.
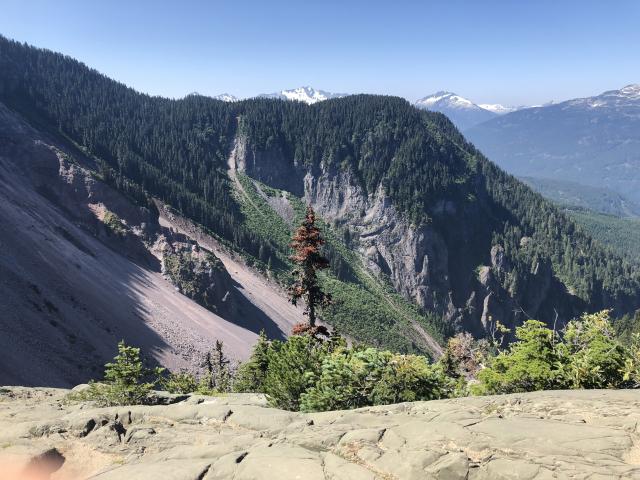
[1,0,638,105]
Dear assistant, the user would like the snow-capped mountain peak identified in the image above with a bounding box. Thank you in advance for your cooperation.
[614,84,640,99]
[568,84,640,109]
[416,92,476,110]
[415,91,531,130]
[478,103,519,114]
[415,92,497,130]
[214,93,239,102]
[259,86,347,104]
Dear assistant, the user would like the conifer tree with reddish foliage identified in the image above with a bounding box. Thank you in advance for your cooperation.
[289,206,331,330]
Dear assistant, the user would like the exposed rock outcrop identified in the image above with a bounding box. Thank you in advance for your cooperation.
[233,142,458,322]
[1,387,639,479]
[232,137,585,337]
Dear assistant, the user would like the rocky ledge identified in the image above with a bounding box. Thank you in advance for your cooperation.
[1,387,639,479]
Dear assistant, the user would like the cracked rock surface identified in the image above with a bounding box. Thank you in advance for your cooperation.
[1,387,639,479]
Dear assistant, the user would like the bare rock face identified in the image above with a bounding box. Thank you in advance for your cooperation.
[1,387,639,479]
[303,168,453,317]
[232,139,457,322]
[232,140,506,336]
[160,241,236,317]
[232,136,587,338]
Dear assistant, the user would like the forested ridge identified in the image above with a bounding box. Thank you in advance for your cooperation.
[239,97,640,307]
[1,35,639,335]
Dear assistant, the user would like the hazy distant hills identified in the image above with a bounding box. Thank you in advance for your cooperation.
[520,176,640,218]
[520,176,640,264]
[466,84,640,203]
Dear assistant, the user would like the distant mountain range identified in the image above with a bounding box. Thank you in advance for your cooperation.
[212,87,347,105]
[414,92,531,130]
[211,88,538,128]
[209,83,640,208]
[466,84,640,203]
[210,84,640,207]
[258,86,347,104]
[213,93,238,102]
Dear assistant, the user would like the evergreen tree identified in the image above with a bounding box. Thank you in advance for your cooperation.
[75,341,164,406]
[288,206,331,328]
[102,341,163,405]
[200,340,233,393]
[473,321,568,395]
[234,331,270,393]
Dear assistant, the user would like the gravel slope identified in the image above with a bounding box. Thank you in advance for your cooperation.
[0,102,301,387]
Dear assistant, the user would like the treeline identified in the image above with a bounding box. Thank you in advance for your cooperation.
[239,96,472,223]
[236,96,640,311]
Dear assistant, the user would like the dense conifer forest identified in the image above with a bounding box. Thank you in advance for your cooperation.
[1,35,639,337]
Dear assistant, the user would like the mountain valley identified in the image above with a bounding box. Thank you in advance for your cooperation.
[1,36,640,386]
[466,84,640,203]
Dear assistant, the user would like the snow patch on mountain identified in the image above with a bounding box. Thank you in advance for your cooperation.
[619,84,640,98]
[415,92,477,110]
[565,84,640,109]
[214,93,239,102]
[259,86,347,104]
[478,103,520,114]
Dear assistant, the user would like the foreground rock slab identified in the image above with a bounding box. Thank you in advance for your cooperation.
[1,387,639,479]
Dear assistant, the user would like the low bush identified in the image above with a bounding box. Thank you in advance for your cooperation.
[300,347,451,412]
[473,320,567,395]
[234,331,270,393]
[622,333,640,388]
[102,210,128,237]
[473,311,639,395]
[74,310,640,411]
[161,371,198,394]
[562,311,628,389]
[70,341,163,406]
[261,334,332,410]
[235,332,451,412]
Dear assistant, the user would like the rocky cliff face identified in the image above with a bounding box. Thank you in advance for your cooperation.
[22,126,238,320]
[232,137,584,336]
[2,386,639,479]
[302,166,454,315]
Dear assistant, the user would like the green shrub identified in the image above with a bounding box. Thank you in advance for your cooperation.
[234,331,270,393]
[622,333,640,388]
[299,347,390,412]
[473,320,568,395]
[73,341,163,406]
[102,210,127,237]
[562,311,627,389]
[614,310,640,345]
[161,371,198,394]
[299,347,451,412]
[262,335,331,411]
[473,311,637,395]
[372,354,452,404]
[163,250,225,312]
